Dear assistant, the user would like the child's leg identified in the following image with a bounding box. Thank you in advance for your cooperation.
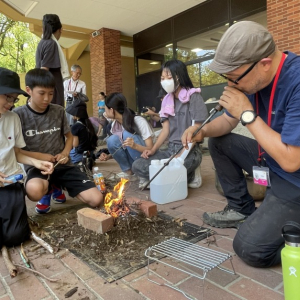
[106,135,132,172]
[0,183,30,248]
[26,177,49,201]
[123,131,146,161]
[53,166,103,208]
[76,187,103,207]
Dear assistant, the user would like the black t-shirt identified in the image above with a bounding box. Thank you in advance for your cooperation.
[71,121,91,154]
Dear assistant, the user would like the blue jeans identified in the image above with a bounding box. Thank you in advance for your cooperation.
[106,131,146,172]
[70,148,83,164]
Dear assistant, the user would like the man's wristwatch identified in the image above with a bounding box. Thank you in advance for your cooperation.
[240,110,257,126]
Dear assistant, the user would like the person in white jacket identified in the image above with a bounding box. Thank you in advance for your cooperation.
[64,64,86,126]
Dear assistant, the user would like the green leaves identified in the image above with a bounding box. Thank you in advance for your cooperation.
[0,13,40,73]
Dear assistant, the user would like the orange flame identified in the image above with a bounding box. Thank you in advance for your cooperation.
[104,178,129,218]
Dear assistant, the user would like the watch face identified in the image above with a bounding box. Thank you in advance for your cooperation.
[242,111,255,123]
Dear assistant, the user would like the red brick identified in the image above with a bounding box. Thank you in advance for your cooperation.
[77,208,114,234]
[126,196,157,217]
[89,28,122,117]
[228,278,284,300]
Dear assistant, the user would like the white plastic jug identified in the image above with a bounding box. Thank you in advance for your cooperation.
[149,157,187,204]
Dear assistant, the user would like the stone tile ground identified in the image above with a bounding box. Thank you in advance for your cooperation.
[0,155,284,300]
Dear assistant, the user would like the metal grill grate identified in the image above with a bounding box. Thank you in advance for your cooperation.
[145,237,235,299]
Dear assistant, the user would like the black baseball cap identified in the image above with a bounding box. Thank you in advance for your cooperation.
[0,67,29,96]
[66,101,89,119]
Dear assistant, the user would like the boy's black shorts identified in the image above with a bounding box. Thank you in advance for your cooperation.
[26,165,95,197]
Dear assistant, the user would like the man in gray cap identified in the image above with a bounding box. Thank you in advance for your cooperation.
[181,21,300,267]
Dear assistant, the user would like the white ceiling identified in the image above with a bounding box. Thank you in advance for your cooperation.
[3,0,267,58]
[4,0,207,36]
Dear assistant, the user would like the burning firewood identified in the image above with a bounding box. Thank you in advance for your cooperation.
[1,246,17,277]
[104,178,131,218]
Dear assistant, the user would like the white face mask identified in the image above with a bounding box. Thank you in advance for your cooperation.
[161,79,175,94]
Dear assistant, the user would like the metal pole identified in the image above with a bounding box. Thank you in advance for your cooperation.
[141,104,223,191]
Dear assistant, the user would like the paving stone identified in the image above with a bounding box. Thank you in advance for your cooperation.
[228,278,284,300]
[7,272,50,300]
[229,256,284,289]
[122,267,147,283]
[147,259,190,284]
[77,207,114,234]
[206,267,239,287]
[46,269,97,300]
[0,296,11,300]
[179,276,241,300]
[87,276,145,300]
[0,280,6,297]
[61,252,98,281]
[130,276,187,300]
[30,252,67,278]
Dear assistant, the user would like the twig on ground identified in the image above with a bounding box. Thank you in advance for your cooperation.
[14,264,59,282]
[1,246,17,277]
[31,231,54,254]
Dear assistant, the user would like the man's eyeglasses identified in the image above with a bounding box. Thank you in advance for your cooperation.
[4,94,20,104]
[219,61,258,84]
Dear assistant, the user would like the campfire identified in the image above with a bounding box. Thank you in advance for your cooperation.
[104,178,130,218]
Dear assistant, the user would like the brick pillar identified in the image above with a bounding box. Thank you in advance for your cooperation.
[267,0,300,55]
[90,28,122,117]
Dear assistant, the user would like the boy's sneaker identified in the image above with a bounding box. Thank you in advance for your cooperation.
[35,193,52,214]
[51,185,66,204]
[139,177,150,190]
[202,205,247,228]
[188,165,202,188]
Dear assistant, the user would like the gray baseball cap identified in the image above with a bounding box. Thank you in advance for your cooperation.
[209,21,276,74]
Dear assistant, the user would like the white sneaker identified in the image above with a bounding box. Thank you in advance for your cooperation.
[188,165,202,188]
[138,177,150,189]
[108,172,138,182]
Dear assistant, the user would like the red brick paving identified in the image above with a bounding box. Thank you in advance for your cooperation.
[0,155,284,299]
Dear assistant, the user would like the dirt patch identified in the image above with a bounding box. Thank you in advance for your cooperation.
[29,201,209,282]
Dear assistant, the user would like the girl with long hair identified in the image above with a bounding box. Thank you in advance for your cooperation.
[132,59,208,189]
[35,14,69,107]
[66,101,97,166]
[99,93,154,179]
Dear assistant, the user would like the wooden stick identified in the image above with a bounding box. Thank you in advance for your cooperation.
[14,264,59,282]
[1,246,17,277]
[31,231,54,254]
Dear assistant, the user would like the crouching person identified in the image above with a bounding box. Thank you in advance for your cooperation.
[0,67,53,247]
[14,68,103,214]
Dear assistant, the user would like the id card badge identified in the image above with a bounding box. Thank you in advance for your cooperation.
[253,166,271,187]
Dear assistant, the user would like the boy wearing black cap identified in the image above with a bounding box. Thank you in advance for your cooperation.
[182,21,300,267]
[0,67,53,248]
[14,68,103,214]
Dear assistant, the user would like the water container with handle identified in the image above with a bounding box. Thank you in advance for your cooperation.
[281,221,300,300]
[149,157,187,204]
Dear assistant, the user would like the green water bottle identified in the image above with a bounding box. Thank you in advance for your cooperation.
[281,221,300,300]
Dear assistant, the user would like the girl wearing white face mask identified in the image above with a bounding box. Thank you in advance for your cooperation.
[132,59,209,189]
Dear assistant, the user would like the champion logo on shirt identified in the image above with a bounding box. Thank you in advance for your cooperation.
[25,127,61,137]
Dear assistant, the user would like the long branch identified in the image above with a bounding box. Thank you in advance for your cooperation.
[14,264,59,282]
[1,246,17,277]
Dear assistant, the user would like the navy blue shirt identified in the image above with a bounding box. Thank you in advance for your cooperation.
[229,52,300,188]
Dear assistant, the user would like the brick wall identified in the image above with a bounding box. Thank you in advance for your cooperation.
[267,0,300,54]
[89,28,122,117]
